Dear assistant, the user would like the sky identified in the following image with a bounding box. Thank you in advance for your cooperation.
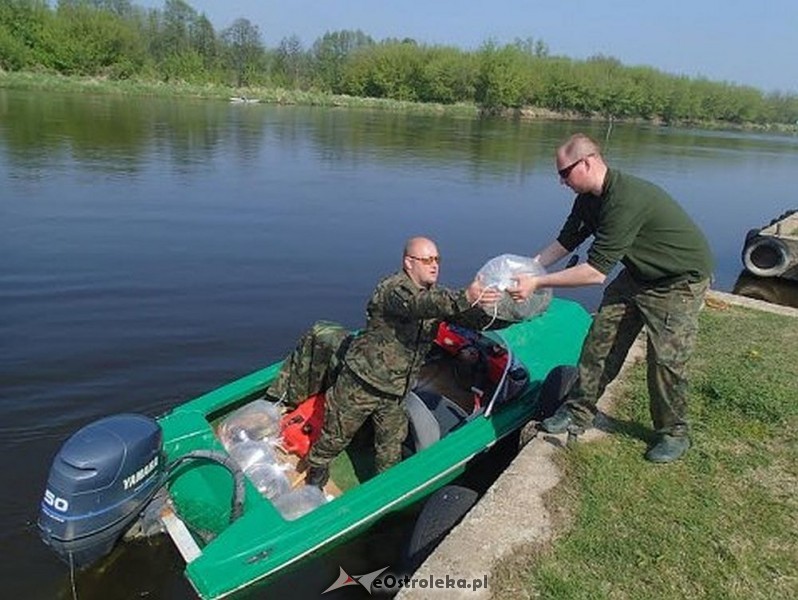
[139,0,797,94]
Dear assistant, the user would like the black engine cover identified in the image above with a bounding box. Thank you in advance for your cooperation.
[38,413,163,566]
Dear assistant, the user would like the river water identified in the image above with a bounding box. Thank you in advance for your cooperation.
[2,89,797,599]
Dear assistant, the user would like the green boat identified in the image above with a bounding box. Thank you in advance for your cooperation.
[38,297,590,599]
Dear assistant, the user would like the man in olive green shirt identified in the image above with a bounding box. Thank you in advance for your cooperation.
[508,133,713,463]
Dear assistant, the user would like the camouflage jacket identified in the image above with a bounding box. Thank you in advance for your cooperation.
[343,270,476,397]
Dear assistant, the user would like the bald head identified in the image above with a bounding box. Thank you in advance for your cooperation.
[404,237,436,258]
[403,236,440,288]
[558,133,602,163]
[556,133,607,195]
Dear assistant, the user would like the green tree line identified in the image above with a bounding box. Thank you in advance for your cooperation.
[2,0,797,126]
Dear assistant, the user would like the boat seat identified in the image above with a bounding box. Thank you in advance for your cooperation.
[404,389,470,452]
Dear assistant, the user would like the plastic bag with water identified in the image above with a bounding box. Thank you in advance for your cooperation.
[246,462,291,500]
[227,439,278,472]
[217,399,282,449]
[272,485,328,521]
[217,400,300,502]
[476,254,552,322]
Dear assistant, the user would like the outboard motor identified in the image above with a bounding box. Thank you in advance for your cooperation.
[38,413,164,567]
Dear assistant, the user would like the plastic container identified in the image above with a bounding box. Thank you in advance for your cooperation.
[227,439,277,472]
[246,462,291,500]
[217,399,282,449]
[476,254,552,322]
[272,485,327,521]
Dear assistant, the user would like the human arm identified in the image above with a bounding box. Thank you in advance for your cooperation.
[382,277,502,320]
[506,262,606,301]
[533,240,572,268]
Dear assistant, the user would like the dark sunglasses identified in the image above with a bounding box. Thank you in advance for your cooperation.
[557,154,594,179]
[407,255,440,265]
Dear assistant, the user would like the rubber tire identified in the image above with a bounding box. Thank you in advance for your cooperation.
[402,485,479,573]
[534,364,579,420]
[740,228,761,268]
[742,236,791,278]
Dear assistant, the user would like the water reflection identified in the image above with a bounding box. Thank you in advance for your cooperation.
[52,537,195,600]
[732,270,798,309]
[46,490,423,600]
[5,89,797,184]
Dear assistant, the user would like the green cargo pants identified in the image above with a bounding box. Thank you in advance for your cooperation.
[566,270,709,435]
[307,366,408,474]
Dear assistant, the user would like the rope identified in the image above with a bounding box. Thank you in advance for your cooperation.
[470,285,500,330]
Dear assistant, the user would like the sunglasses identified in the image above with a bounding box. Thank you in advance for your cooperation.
[557,154,594,179]
[407,255,440,265]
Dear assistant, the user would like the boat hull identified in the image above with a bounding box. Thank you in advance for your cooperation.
[157,297,591,599]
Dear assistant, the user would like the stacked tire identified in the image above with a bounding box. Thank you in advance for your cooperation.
[741,210,796,278]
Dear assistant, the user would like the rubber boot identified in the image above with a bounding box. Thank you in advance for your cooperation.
[541,406,574,434]
[305,464,330,488]
[645,434,690,463]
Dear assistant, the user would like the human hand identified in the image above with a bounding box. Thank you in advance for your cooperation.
[478,285,503,310]
[506,274,539,302]
[465,277,503,308]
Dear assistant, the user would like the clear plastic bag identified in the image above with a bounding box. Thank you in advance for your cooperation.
[272,485,328,521]
[246,462,291,500]
[227,439,277,472]
[476,254,552,322]
[217,399,282,450]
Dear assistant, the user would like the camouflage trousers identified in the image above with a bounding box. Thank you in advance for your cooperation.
[565,270,709,435]
[265,321,351,409]
[308,366,408,474]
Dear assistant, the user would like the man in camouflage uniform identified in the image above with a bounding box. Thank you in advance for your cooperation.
[303,237,502,486]
[508,133,713,463]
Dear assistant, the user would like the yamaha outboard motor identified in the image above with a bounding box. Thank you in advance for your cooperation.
[38,414,164,567]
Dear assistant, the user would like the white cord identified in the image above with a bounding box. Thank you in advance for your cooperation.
[469,286,488,308]
[470,286,500,331]
[481,302,499,331]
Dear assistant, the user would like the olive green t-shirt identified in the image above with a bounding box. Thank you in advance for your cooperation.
[556,169,714,284]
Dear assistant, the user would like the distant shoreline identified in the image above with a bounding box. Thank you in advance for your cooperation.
[2,71,796,134]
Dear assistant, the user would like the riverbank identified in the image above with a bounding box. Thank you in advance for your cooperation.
[398,290,798,599]
[2,71,797,134]
[0,71,478,118]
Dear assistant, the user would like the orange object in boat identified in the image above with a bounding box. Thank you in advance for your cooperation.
[280,393,325,458]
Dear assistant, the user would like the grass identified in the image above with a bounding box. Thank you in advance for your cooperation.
[491,303,798,600]
[0,70,479,118]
